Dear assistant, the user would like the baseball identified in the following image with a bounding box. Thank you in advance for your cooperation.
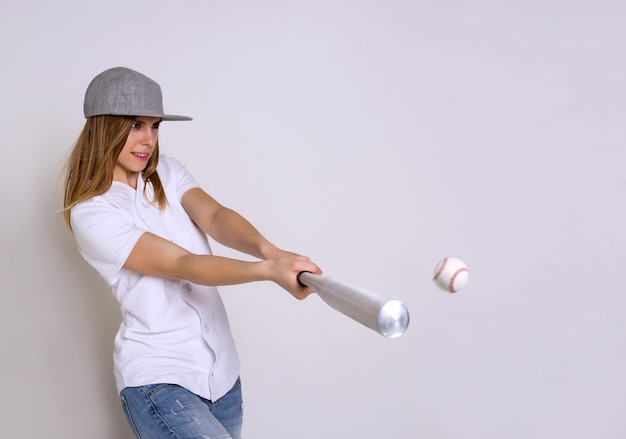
[433,257,469,293]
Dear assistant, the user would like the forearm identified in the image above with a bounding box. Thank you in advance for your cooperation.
[181,188,278,259]
[170,251,319,300]
[208,207,278,259]
[172,253,269,286]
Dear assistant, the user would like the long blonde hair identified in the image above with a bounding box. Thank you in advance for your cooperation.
[63,115,167,231]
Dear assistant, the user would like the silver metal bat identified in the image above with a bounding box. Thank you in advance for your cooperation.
[298,272,409,338]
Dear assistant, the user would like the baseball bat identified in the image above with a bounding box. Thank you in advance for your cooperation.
[297,272,410,338]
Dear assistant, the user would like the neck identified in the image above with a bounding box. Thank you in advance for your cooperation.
[113,170,140,189]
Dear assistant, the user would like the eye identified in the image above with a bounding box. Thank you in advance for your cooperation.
[152,122,161,129]
[131,121,141,129]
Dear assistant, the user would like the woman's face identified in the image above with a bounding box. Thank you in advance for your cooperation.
[114,116,161,187]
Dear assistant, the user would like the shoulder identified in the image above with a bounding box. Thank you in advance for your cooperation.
[70,182,141,234]
[157,154,188,175]
[156,154,200,197]
[71,188,133,231]
[73,183,133,211]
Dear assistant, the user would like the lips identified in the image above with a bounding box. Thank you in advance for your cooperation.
[132,152,150,161]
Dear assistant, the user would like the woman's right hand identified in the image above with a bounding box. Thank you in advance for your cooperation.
[262,251,322,300]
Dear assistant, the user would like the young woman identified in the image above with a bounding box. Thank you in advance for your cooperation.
[63,67,321,439]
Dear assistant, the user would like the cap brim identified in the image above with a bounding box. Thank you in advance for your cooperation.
[161,114,193,121]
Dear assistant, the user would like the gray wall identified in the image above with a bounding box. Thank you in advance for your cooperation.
[1,1,625,437]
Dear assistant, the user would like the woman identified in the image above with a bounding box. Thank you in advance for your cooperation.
[63,67,321,439]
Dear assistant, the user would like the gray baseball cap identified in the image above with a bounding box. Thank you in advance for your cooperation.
[83,67,192,121]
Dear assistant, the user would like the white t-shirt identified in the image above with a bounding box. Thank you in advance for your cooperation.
[71,155,240,401]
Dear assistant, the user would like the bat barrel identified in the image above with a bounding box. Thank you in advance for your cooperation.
[298,272,410,338]
[377,299,410,338]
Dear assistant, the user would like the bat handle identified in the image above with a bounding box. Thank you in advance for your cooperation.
[297,271,311,287]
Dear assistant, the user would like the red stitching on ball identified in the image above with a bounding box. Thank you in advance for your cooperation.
[449,267,468,292]
[433,257,448,281]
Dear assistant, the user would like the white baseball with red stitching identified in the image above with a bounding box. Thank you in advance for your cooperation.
[433,257,469,293]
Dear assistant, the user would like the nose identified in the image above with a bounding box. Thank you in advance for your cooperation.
[141,128,157,147]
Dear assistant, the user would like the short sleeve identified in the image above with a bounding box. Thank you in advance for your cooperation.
[71,199,146,286]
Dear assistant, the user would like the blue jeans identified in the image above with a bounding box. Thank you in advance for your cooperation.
[120,378,243,439]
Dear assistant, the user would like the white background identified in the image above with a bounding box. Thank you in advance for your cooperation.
[1,1,625,438]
